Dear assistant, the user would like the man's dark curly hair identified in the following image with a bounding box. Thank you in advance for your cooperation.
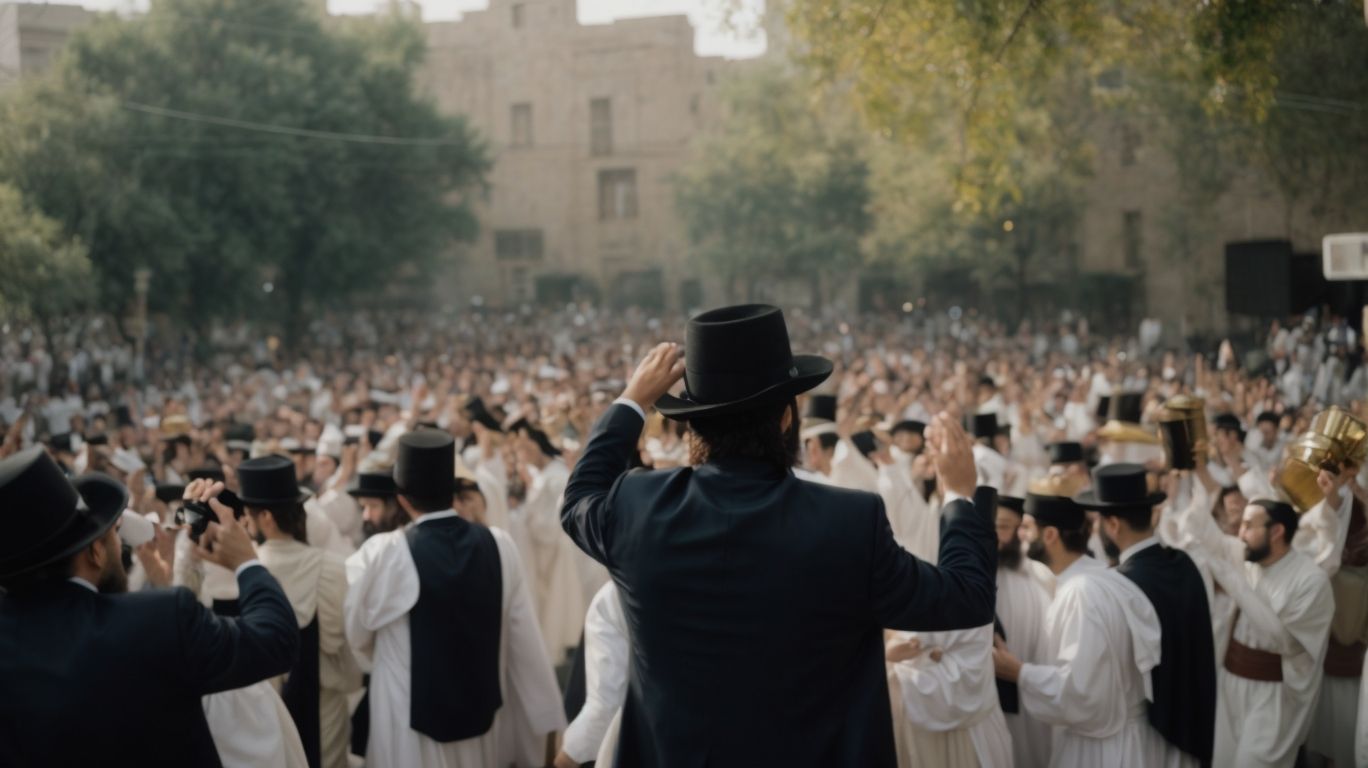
[687,398,799,471]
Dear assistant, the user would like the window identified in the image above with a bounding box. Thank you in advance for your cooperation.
[495,229,545,261]
[1122,211,1142,270]
[511,3,525,28]
[510,103,532,148]
[590,98,613,157]
[598,169,638,220]
[1120,124,1140,167]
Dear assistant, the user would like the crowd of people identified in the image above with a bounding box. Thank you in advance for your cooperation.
[0,303,1365,768]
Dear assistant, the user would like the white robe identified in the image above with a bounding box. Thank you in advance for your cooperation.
[972,443,1009,492]
[343,516,567,768]
[513,458,588,661]
[1306,563,1367,766]
[1016,556,1189,768]
[562,582,630,765]
[1167,483,1338,768]
[825,439,882,494]
[888,623,1014,768]
[877,453,939,563]
[257,539,362,768]
[306,482,364,548]
[998,563,1055,768]
[203,681,309,768]
[306,504,355,559]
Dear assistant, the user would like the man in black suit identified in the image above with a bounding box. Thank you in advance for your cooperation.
[1081,463,1217,766]
[0,448,299,767]
[561,305,997,767]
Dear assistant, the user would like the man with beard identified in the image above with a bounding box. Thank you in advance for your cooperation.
[0,447,298,766]
[238,455,362,768]
[877,420,940,562]
[992,492,1170,767]
[347,465,405,539]
[1171,484,1337,768]
[993,495,1053,768]
[1079,464,1216,767]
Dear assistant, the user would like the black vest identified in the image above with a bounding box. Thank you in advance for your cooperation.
[1117,543,1217,766]
[280,614,321,768]
[404,516,504,742]
[992,615,1018,714]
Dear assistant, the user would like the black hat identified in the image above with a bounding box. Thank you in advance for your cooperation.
[0,449,125,579]
[998,495,1026,515]
[851,431,878,459]
[1025,493,1086,530]
[1106,393,1144,424]
[225,423,256,443]
[395,430,456,500]
[891,420,925,436]
[1049,441,1085,465]
[237,455,308,507]
[1095,395,1112,422]
[49,433,76,454]
[155,483,186,503]
[804,395,838,423]
[347,471,397,499]
[1074,463,1166,511]
[654,304,833,419]
[464,397,504,432]
[188,467,226,484]
[964,412,999,440]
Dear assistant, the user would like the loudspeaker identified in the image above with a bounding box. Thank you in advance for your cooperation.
[1226,240,1293,317]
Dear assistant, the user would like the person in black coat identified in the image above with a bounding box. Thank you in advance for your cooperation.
[560,305,998,768]
[1080,463,1217,766]
[0,448,299,768]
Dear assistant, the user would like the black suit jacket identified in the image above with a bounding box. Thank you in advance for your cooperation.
[0,564,299,767]
[562,404,997,768]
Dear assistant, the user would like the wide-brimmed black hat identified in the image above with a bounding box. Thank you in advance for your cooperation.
[396,430,456,500]
[655,305,833,419]
[0,449,126,579]
[1074,463,1166,511]
[347,471,397,499]
[964,412,999,440]
[1049,441,1085,465]
[998,495,1026,515]
[804,395,837,423]
[237,455,308,507]
[464,397,504,432]
[1024,493,1086,530]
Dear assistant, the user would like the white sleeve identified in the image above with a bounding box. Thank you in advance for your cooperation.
[495,528,569,736]
[1292,491,1352,576]
[1164,477,1244,565]
[891,624,996,732]
[342,531,420,672]
[563,583,631,763]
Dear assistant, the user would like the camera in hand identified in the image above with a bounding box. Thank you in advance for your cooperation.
[176,490,244,544]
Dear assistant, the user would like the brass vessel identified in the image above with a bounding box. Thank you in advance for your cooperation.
[1310,406,1368,466]
[1157,395,1208,470]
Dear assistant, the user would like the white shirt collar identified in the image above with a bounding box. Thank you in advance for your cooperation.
[1119,536,1161,565]
[68,577,97,593]
[415,510,460,525]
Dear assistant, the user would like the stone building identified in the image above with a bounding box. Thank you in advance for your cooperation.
[0,3,91,88]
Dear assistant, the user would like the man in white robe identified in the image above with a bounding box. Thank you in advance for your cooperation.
[344,431,566,768]
[511,419,589,661]
[1169,484,1336,768]
[799,420,880,494]
[993,494,1178,768]
[995,496,1054,768]
[877,420,939,562]
[556,581,630,768]
[886,624,1014,768]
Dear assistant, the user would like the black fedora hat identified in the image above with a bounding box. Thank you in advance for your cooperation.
[1024,493,1086,530]
[0,449,126,579]
[1049,441,1085,465]
[998,495,1026,515]
[237,455,308,507]
[395,430,456,500]
[964,412,999,440]
[347,471,397,499]
[1074,463,1166,511]
[654,305,833,419]
[804,394,838,423]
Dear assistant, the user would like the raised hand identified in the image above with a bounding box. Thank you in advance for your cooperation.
[623,343,686,410]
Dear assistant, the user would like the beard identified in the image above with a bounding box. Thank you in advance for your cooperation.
[1245,541,1271,563]
[1098,526,1121,562]
[998,541,1023,570]
[1027,539,1049,568]
[97,549,129,595]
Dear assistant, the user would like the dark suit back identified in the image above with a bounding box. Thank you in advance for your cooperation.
[563,404,996,768]
[0,565,298,768]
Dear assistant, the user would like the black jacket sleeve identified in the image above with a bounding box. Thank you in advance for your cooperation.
[178,564,300,695]
[870,486,998,631]
[561,403,645,567]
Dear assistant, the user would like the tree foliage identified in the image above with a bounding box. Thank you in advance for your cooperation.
[0,183,92,325]
[0,0,489,347]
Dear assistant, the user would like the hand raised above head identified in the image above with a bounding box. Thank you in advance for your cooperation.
[926,411,976,498]
[622,343,685,410]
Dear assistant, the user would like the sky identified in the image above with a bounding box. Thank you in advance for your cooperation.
[57,0,769,59]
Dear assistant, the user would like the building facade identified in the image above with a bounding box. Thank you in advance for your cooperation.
[0,3,91,88]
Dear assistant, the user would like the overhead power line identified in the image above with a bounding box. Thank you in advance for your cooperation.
[120,101,471,147]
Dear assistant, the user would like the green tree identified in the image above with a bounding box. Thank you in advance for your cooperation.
[675,63,872,307]
[0,183,93,338]
[0,0,488,349]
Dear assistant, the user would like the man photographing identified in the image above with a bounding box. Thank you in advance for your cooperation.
[561,304,997,768]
